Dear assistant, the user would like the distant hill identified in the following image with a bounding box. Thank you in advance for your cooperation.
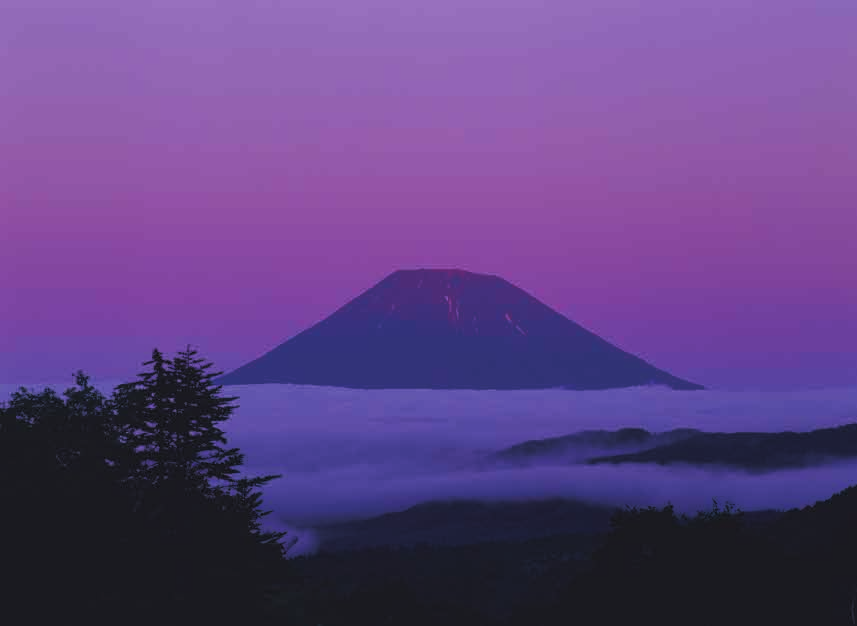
[310,497,787,554]
[587,423,857,470]
[312,499,618,552]
[279,486,857,626]
[490,427,702,466]
[217,269,703,390]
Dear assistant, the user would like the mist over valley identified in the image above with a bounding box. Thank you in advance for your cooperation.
[202,383,857,555]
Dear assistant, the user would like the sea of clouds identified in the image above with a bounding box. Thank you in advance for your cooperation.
[216,384,857,555]
[4,382,857,556]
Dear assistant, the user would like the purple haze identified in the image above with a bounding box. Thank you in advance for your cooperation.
[3,0,857,389]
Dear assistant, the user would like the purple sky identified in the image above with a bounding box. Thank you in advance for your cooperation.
[2,0,856,388]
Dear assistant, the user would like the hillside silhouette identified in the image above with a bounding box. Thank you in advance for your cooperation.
[587,422,857,470]
[490,427,702,465]
[314,499,616,551]
[276,489,857,625]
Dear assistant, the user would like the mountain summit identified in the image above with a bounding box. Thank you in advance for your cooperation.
[216,269,703,390]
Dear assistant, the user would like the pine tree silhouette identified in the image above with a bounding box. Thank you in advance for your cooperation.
[1,349,289,625]
[110,347,288,622]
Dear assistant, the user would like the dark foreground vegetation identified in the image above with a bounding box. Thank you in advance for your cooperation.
[1,348,287,625]
[3,350,857,624]
[278,495,857,626]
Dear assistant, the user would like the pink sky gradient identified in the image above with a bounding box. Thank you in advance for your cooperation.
[2,0,856,388]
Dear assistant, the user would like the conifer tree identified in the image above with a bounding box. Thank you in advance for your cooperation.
[2,350,289,624]
[110,347,288,621]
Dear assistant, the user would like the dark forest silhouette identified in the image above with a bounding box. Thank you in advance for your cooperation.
[2,348,857,625]
[1,348,288,625]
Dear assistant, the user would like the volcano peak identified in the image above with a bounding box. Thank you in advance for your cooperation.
[217,270,703,390]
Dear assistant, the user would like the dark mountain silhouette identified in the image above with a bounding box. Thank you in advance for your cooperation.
[587,422,857,470]
[309,497,784,554]
[490,427,703,466]
[216,269,703,390]
[313,498,617,552]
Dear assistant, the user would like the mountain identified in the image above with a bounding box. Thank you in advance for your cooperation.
[489,427,703,466]
[586,423,857,471]
[312,498,617,552]
[310,498,785,554]
[216,269,703,390]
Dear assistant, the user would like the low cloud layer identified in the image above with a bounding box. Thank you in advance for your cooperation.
[213,384,857,552]
[6,382,855,556]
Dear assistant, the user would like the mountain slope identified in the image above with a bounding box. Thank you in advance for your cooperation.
[313,498,617,552]
[587,423,857,470]
[217,269,703,390]
[490,428,703,466]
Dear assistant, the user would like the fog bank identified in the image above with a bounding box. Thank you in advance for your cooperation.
[6,382,855,555]
[217,385,857,550]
